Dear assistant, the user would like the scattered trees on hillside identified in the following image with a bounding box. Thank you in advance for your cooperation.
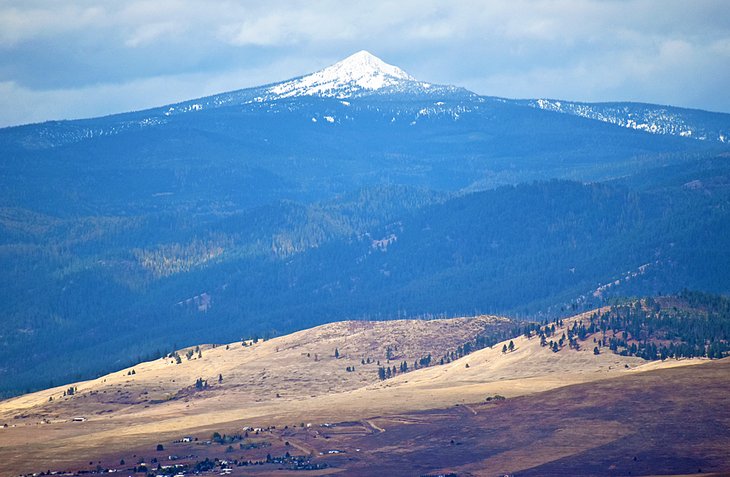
[581,293,730,360]
[370,292,730,384]
[377,353,435,380]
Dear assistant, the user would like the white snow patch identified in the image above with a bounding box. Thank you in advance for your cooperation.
[371,234,397,252]
[267,50,415,99]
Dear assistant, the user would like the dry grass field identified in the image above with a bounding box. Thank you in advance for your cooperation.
[302,359,730,476]
[0,311,724,476]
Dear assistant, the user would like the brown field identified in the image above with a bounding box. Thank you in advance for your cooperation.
[289,359,730,476]
[0,312,727,476]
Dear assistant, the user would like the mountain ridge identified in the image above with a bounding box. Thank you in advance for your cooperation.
[520,97,730,143]
[3,51,728,147]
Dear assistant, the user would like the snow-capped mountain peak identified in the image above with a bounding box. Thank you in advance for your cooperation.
[267,50,421,99]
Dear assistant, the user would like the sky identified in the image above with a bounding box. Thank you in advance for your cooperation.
[0,0,729,127]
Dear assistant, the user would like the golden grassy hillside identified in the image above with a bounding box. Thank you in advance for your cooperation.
[0,315,508,421]
[0,311,707,475]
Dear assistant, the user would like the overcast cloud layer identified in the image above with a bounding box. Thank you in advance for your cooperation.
[1,0,728,127]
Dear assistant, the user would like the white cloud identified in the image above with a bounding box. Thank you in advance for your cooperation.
[125,21,183,48]
[0,4,104,46]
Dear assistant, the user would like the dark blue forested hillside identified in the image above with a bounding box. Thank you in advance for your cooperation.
[4,93,719,217]
[1,51,729,397]
[2,167,729,396]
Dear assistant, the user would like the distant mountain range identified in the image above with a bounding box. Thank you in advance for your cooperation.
[4,51,728,151]
[1,51,729,397]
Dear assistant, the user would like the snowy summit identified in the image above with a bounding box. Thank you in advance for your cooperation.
[150,50,469,119]
[267,50,423,99]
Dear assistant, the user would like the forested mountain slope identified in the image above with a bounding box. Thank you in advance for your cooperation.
[1,52,729,397]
